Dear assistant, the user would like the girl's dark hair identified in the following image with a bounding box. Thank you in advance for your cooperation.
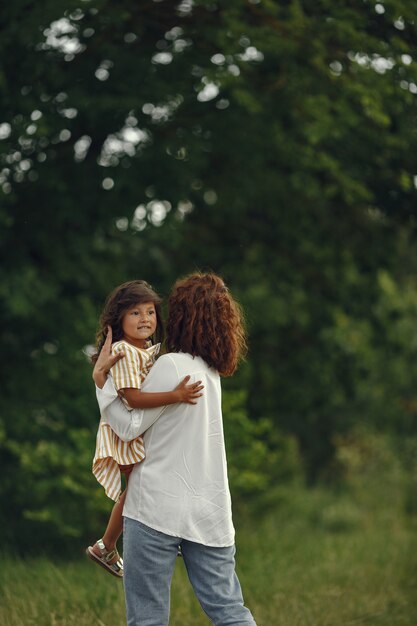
[166,272,247,376]
[92,280,164,363]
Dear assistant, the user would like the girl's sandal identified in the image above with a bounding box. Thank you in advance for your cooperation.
[86,539,124,578]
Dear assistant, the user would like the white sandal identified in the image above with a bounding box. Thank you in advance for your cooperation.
[86,539,124,578]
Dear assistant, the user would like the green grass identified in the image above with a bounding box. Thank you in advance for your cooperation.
[1,488,416,626]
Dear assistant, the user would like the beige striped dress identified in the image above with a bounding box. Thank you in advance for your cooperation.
[92,340,160,501]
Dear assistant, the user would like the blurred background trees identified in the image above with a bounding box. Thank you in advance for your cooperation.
[1,0,417,552]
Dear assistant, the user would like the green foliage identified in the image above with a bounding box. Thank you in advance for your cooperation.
[222,389,303,509]
[1,0,417,550]
[1,474,417,626]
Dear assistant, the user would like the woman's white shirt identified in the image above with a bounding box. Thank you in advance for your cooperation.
[95,352,235,547]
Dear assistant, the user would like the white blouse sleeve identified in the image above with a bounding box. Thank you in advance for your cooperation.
[95,355,179,442]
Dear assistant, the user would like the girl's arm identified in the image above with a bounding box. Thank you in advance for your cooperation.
[122,377,202,408]
[93,326,123,389]
[96,356,200,442]
[93,327,203,411]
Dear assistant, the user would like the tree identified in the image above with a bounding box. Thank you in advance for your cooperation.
[1,0,417,549]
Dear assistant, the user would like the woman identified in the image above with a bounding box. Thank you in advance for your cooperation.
[94,272,257,626]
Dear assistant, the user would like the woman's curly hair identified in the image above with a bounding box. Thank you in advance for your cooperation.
[166,273,247,376]
[91,280,164,363]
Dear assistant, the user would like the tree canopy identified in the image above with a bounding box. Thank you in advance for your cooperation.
[1,0,417,551]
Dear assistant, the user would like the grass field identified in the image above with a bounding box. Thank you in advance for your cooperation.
[1,487,416,626]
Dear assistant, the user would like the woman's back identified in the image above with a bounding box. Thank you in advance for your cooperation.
[123,352,235,547]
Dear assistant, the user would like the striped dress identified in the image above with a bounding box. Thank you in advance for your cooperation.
[92,340,160,501]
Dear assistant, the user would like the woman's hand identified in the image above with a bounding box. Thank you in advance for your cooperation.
[93,326,125,389]
[174,376,204,405]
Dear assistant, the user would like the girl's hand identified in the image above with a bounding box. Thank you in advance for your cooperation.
[174,376,204,405]
[93,326,125,389]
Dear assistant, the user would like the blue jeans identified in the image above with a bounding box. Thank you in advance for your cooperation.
[123,517,257,626]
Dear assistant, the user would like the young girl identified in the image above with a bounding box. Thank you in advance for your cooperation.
[86,280,202,578]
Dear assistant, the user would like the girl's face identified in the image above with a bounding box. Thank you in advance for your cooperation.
[121,301,157,348]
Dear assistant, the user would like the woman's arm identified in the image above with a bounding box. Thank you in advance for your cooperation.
[96,355,192,441]
[96,378,142,442]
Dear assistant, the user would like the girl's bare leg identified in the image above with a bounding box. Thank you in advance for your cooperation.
[92,471,131,558]
[102,489,127,551]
